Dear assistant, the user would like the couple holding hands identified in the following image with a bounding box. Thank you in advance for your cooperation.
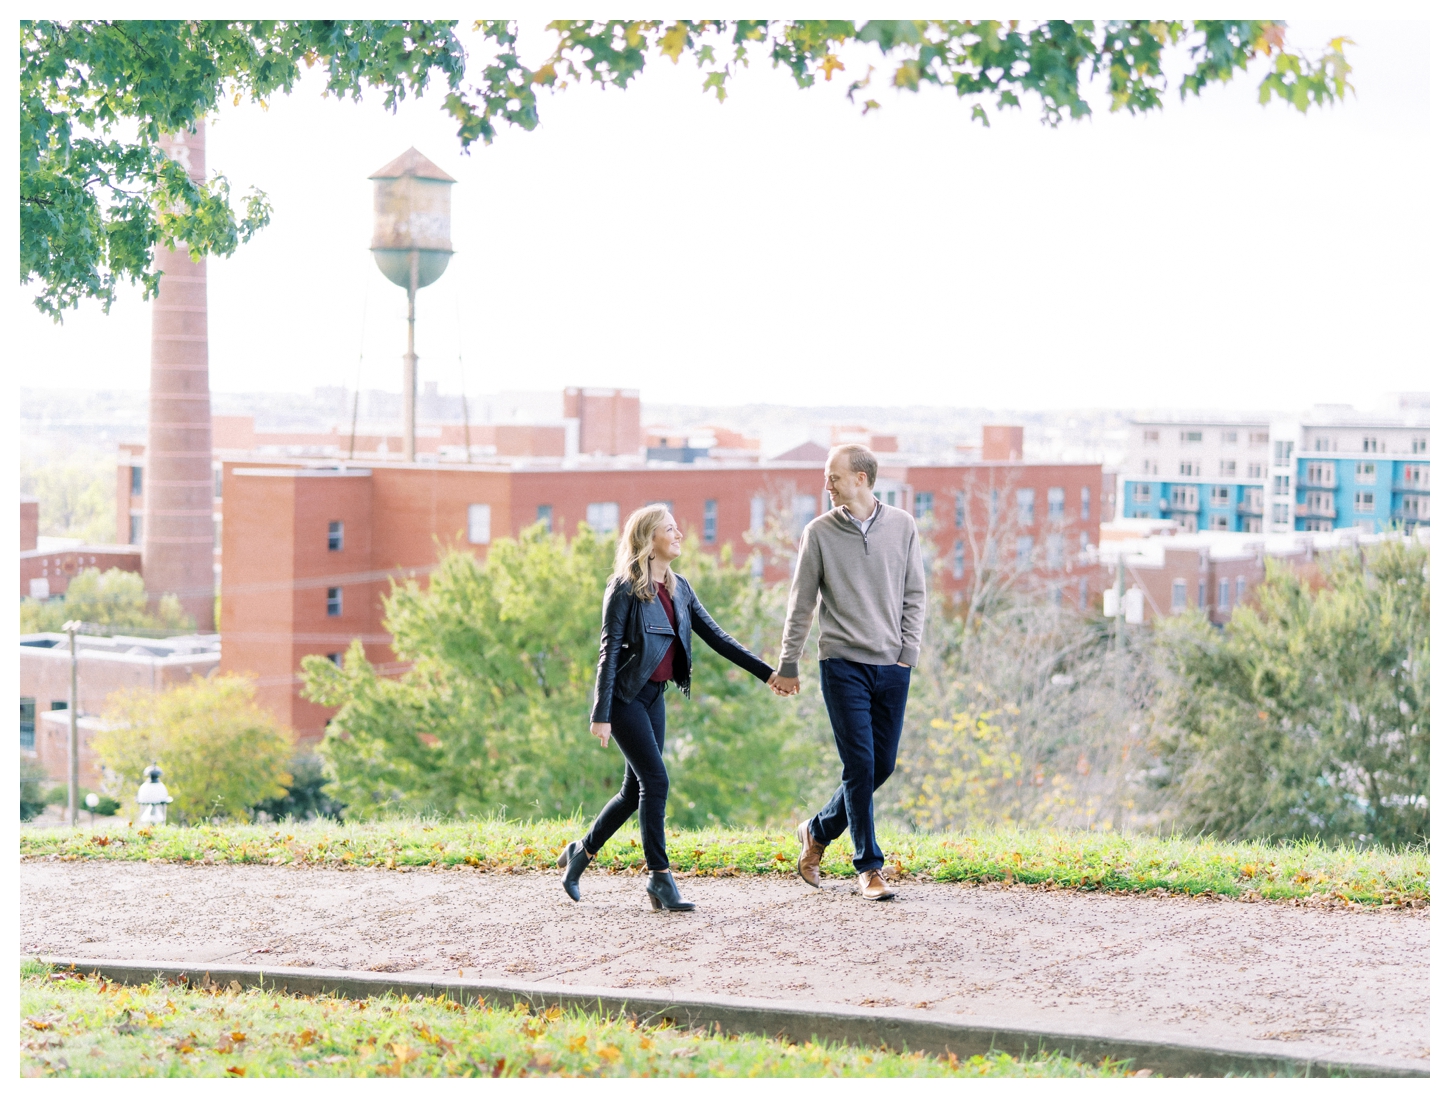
[558,443,927,911]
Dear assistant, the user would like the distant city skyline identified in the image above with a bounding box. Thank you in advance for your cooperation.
[14,19,1437,412]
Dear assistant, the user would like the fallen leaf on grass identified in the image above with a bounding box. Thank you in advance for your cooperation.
[226,1066,246,1076]
[26,1019,52,1031]
[596,1045,621,1063]
[568,1035,588,1052]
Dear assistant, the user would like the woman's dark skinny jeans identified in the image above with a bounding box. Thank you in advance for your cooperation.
[582,679,670,872]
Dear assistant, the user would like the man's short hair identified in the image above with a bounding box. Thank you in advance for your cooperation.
[828,443,878,488]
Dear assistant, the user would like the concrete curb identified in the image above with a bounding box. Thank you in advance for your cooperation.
[34,956,1427,1078]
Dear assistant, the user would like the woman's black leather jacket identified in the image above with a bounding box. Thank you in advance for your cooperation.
[590,573,775,722]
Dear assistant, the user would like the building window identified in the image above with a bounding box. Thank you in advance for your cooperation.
[21,697,36,752]
[1046,533,1064,570]
[1016,488,1034,525]
[1143,430,1159,444]
[586,502,619,535]
[1411,436,1427,454]
[1272,502,1290,524]
[1222,431,1238,444]
[954,491,966,528]
[1132,483,1152,503]
[1355,461,1376,483]
[1405,465,1428,488]
[1180,431,1203,443]
[1219,460,1236,477]
[214,467,223,498]
[327,521,344,551]
[1198,579,1207,608]
[749,496,765,532]
[326,587,342,617]
[1250,431,1269,446]
[129,514,143,545]
[1178,460,1201,477]
[1169,485,1198,510]
[1273,440,1293,467]
[1016,535,1034,562]
[749,552,763,579]
[1304,462,1335,486]
[1362,436,1381,453]
[1236,576,1246,603]
[130,465,142,496]
[1047,487,1064,520]
[914,491,934,521]
[703,499,717,544]
[792,494,818,536]
[985,538,998,567]
[536,504,553,533]
[1272,475,1291,497]
[1209,486,1230,506]
[1354,491,1375,513]
[214,517,222,550]
[1246,461,1265,479]
[1210,514,1229,530]
[1080,485,1091,520]
[468,503,492,544]
[1079,576,1089,607]
[327,652,342,667]
[989,488,1000,521]
[1313,436,1333,452]
[1218,578,1230,612]
[1079,530,1089,553]
[952,540,965,580]
[1171,579,1187,612]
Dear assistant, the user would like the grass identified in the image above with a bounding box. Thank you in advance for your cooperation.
[18,961,1138,1078]
[19,816,1427,907]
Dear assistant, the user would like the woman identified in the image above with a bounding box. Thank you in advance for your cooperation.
[558,504,780,910]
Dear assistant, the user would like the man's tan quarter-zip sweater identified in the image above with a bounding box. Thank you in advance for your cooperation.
[778,502,927,679]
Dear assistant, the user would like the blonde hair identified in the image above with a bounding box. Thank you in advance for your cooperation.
[614,504,678,601]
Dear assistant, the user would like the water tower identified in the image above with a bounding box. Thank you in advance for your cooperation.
[369,148,456,462]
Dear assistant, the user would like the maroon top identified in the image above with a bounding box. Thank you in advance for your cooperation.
[649,586,681,682]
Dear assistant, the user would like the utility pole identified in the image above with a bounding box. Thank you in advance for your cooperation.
[63,620,80,826]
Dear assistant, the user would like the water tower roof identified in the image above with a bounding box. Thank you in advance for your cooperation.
[369,147,456,183]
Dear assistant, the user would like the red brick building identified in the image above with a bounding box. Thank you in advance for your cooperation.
[215,450,1103,738]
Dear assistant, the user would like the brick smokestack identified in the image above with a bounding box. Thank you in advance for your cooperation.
[144,122,215,632]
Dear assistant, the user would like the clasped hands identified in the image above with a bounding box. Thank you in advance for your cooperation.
[767,672,800,697]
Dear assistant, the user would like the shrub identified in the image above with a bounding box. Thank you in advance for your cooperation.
[252,753,345,822]
[1154,540,1429,847]
[93,674,292,823]
[20,567,192,635]
[20,757,47,821]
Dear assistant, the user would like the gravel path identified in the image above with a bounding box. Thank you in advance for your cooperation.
[20,860,1429,1071]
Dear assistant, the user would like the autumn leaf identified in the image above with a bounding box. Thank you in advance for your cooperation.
[226,1066,246,1076]
[26,1019,52,1031]
[596,1044,622,1063]
[659,22,690,63]
[820,54,845,81]
[568,1034,588,1052]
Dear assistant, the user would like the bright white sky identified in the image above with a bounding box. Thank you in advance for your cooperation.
[14,19,1441,413]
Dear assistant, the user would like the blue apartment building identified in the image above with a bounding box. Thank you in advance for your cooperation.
[1121,410,1429,536]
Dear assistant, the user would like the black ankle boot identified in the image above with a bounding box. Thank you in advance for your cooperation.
[558,840,592,902]
[645,869,695,911]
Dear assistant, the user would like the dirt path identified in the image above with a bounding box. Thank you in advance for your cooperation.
[20,860,1429,1070]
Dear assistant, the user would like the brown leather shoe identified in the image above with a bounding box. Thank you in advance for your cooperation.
[796,819,826,888]
[859,869,896,901]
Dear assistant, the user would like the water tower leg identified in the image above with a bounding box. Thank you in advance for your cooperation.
[403,250,418,462]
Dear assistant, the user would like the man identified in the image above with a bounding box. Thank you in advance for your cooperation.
[772,443,926,900]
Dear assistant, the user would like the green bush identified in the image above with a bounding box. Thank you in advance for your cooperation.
[20,758,47,821]
[93,674,292,823]
[252,753,345,822]
[1154,540,1429,847]
[20,567,193,635]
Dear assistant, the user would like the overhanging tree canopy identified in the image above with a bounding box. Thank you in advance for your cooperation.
[21,19,1352,319]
